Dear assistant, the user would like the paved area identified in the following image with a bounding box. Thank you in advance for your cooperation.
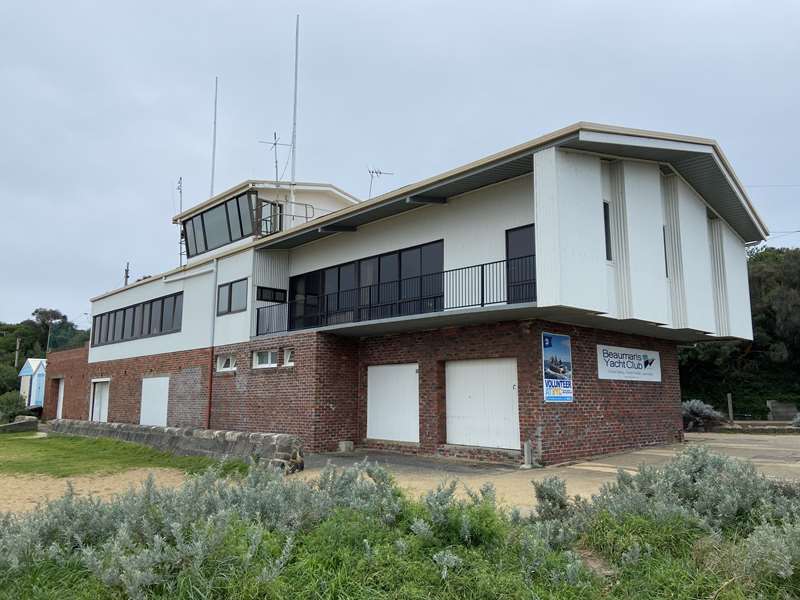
[302,432,800,510]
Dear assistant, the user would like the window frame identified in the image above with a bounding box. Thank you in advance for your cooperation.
[91,292,183,347]
[217,278,249,316]
[252,349,278,369]
[216,353,237,372]
[182,192,256,258]
[257,286,287,303]
[283,348,295,367]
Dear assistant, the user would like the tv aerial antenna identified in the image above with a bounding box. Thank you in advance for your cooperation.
[368,168,394,199]
[259,132,293,188]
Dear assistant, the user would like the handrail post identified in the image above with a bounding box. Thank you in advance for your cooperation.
[480,263,485,307]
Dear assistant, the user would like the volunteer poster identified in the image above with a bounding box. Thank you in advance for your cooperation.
[542,332,573,402]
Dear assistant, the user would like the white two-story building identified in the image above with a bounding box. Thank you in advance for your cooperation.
[45,122,767,464]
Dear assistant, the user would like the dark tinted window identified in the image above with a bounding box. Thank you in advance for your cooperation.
[162,295,175,331]
[257,287,286,303]
[324,267,339,293]
[185,220,197,257]
[360,257,378,285]
[173,294,183,330]
[123,307,135,339]
[142,302,151,335]
[227,199,242,240]
[238,194,253,236]
[192,215,206,253]
[506,225,535,259]
[421,241,443,274]
[603,202,612,261]
[133,304,143,337]
[380,254,399,282]
[100,313,109,343]
[218,279,248,315]
[217,285,230,315]
[150,299,162,334]
[202,204,230,250]
[401,247,421,279]
[93,316,101,345]
[230,279,248,312]
[113,310,124,341]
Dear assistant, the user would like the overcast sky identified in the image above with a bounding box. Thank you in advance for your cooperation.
[1,1,798,325]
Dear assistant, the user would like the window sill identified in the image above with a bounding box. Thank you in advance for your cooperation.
[253,365,278,370]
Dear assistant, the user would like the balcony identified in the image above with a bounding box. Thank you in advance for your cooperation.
[256,255,536,336]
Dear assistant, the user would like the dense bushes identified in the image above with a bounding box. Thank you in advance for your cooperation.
[0,391,26,424]
[1,449,799,598]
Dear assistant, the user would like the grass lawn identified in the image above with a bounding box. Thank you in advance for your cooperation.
[0,432,246,477]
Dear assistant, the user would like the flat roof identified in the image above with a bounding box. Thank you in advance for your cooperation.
[172,180,360,223]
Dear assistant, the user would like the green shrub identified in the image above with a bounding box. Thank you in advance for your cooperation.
[0,390,24,423]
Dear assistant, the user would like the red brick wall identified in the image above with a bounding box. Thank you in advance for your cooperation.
[43,345,91,420]
[357,320,682,464]
[44,319,681,464]
[210,332,358,452]
[45,345,212,427]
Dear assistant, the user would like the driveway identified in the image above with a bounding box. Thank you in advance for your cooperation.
[302,433,800,510]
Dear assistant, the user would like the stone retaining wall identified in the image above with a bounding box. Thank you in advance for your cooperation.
[48,419,304,469]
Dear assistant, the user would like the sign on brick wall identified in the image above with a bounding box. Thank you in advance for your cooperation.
[542,332,573,402]
[596,344,661,382]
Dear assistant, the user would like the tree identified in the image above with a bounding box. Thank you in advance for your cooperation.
[680,247,800,418]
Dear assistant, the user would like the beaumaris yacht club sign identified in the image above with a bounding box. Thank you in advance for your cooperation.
[597,344,661,382]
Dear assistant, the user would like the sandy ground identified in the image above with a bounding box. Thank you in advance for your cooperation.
[2,432,799,515]
[0,468,186,514]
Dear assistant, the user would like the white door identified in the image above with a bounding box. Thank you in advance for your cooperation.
[56,378,65,419]
[367,363,419,443]
[91,380,109,423]
[140,377,169,427]
[446,358,520,449]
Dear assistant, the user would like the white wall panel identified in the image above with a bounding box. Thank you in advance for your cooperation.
[214,250,255,347]
[676,179,716,332]
[289,175,534,276]
[367,364,419,442]
[721,222,753,340]
[140,376,169,427]
[622,161,669,324]
[534,149,607,312]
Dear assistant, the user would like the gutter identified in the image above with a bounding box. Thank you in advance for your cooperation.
[206,258,219,428]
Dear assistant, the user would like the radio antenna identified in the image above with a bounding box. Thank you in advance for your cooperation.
[290,15,299,203]
[368,168,394,199]
[209,76,219,197]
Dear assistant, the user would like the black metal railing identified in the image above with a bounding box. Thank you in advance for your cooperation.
[255,255,536,336]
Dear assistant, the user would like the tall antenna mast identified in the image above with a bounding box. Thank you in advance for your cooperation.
[177,177,184,266]
[290,15,299,204]
[209,76,219,197]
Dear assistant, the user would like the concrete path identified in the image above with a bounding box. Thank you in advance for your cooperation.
[302,432,800,510]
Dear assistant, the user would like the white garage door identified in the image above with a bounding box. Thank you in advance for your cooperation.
[140,377,169,427]
[367,363,419,443]
[446,358,520,449]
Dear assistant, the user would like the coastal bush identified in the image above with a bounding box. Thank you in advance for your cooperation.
[682,398,727,430]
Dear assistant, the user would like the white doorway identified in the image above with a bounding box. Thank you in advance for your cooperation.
[445,358,520,450]
[56,378,65,419]
[367,363,419,443]
[90,379,110,423]
[140,377,169,427]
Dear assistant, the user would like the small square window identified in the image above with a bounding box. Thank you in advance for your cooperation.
[283,348,295,367]
[253,350,278,368]
[216,354,237,372]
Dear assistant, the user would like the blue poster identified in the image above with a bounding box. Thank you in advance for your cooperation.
[542,332,574,402]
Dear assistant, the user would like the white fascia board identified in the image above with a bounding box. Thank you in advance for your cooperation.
[578,130,716,155]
